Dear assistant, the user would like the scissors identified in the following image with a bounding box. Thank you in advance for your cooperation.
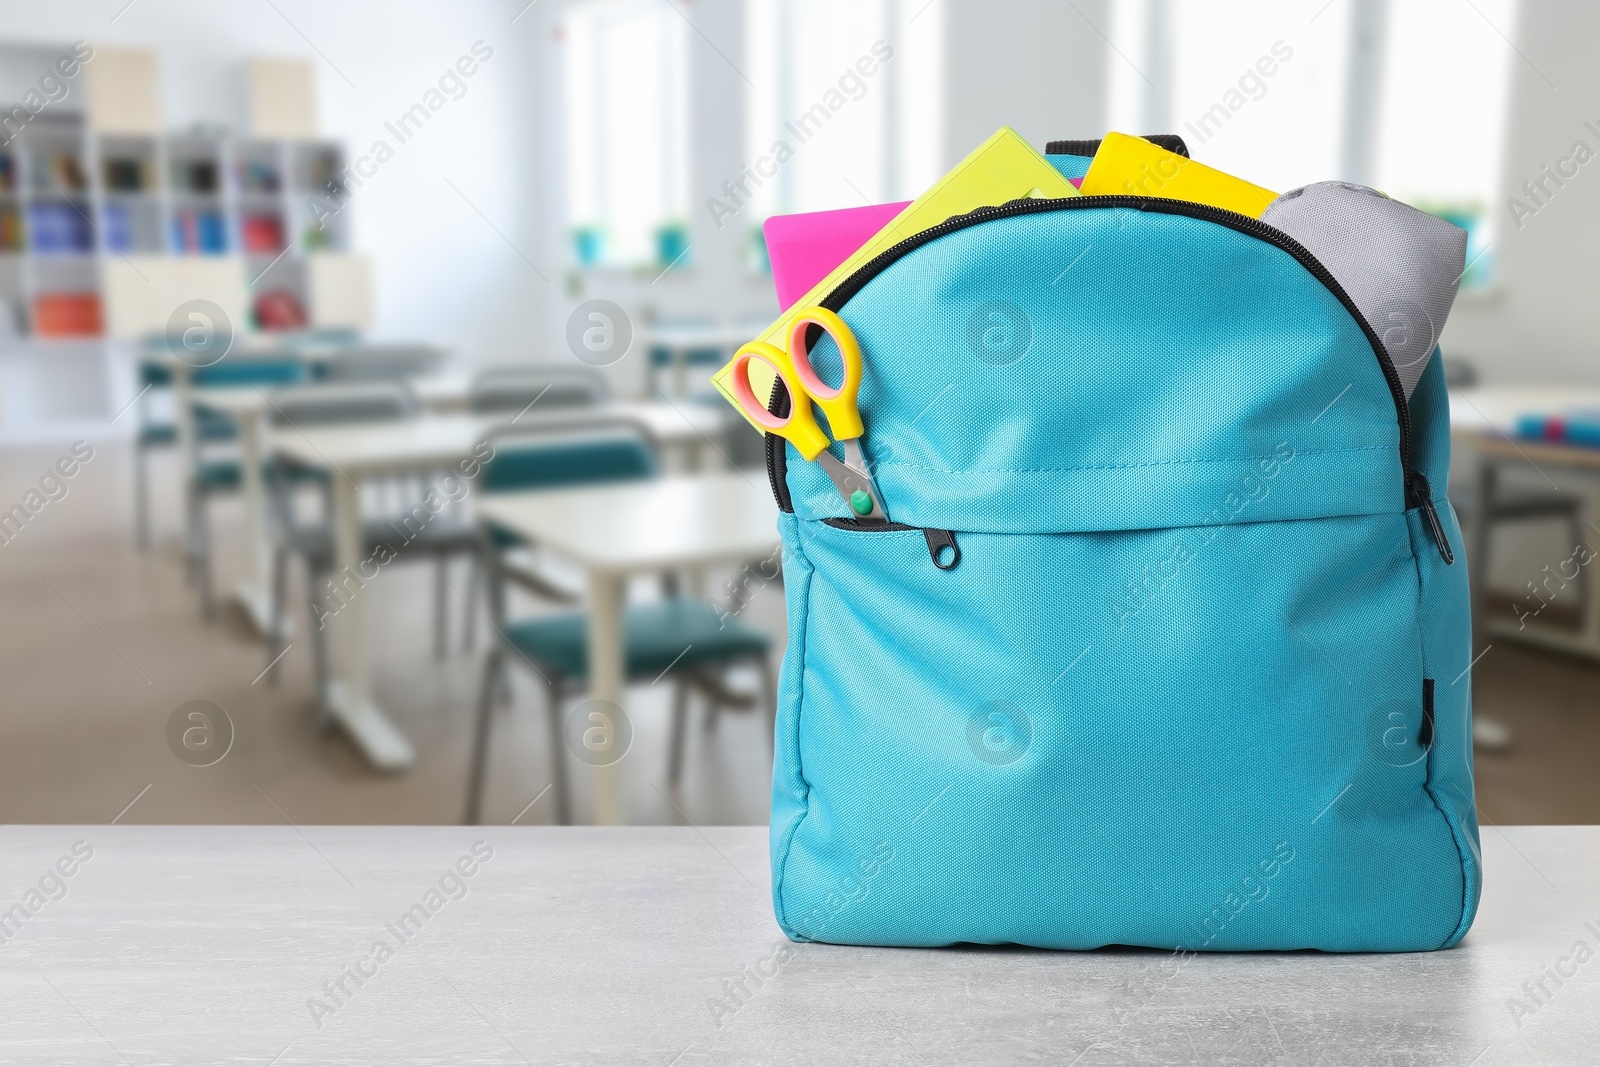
[730,307,890,523]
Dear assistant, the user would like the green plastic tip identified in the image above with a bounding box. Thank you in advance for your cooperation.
[850,490,873,516]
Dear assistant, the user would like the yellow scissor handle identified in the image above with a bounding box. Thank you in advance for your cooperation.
[786,307,864,441]
[729,341,831,461]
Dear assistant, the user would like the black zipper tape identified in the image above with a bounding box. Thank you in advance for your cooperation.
[1419,678,1436,749]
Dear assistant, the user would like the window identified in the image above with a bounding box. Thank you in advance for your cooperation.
[738,0,942,246]
[1107,0,1351,191]
[562,0,689,269]
[1372,0,1517,290]
[1107,0,1518,290]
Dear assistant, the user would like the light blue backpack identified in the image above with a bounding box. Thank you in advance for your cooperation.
[764,162,1481,952]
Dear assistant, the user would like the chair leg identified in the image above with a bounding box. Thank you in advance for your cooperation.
[308,568,332,731]
[462,553,480,653]
[667,678,691,785]
[498,656,514,707]
[182,480,200,585]
[464,648,504,825]
[195,489,215,622]
[264,545,289,686]
[1568,512,1589,623]
[433,555,448,659]
[134,442,151,550]
[546,678,573,825]
[703,676,721,734]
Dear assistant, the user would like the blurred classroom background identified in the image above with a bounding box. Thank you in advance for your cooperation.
[0,0,1595,826]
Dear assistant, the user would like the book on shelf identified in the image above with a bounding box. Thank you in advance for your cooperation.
[171,208,227,254]
[242,214,285,254]
[27,203,93,253]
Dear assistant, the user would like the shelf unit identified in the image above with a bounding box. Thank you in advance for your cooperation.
[0,117,351,338]
[0,42,363,435]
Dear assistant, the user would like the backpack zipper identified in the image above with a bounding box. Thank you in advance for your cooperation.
[1406,471,1454,564]
[821,517,961,569]
[765,195,1419,550]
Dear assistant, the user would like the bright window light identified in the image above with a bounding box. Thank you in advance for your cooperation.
[739,0,942,249]
[1108,0,1518,290]
[1373,0,1518,290]
[562,0,689,269]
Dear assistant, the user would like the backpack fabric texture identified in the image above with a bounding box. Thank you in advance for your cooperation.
[766,198,1480,953]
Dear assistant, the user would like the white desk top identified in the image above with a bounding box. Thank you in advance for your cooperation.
[0,825,1593,1065]
[268,404,728,477]
[1449,385,1600,434]
[188,387,273,417]
[191,373,506,415]
[478,471,779,575]
[639,322,768,348]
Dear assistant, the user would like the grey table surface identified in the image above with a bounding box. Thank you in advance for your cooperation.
[0,825,1595,1066]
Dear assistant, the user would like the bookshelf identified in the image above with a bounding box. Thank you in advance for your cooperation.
[0,42,367,434]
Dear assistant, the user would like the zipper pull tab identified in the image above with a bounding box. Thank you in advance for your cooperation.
[1407,471,1454,565]
[923,528,960,570]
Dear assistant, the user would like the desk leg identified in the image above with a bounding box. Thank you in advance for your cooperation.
[1467,458,1496,655]
[1467,458,1513,748]
[679,437,707,596]
[174,366,200,570]
[325,475,416,772]
[1580,480,1600,651]
[230,415,280,638]
[587,570,626,824]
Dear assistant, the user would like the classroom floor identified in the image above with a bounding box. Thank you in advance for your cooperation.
[0,439,1596,827]
[0,440,783,827]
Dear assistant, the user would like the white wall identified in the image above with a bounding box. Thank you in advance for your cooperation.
[0,0,549,368]
[1440,2,1600,385]
[942,0,1109,166]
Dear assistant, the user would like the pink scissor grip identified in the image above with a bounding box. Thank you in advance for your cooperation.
[787,314,847,400]
[730,344,796,431]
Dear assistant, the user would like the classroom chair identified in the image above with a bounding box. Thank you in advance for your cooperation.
[455,363,614,651]
[184,356,308,620]
[132,358,238,550]
[259,381,479,700]
[467,365,609,415]
[462,420,775,825]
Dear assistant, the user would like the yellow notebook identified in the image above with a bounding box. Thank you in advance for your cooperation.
[1079,131,1278,219]
[712,127,1078,425]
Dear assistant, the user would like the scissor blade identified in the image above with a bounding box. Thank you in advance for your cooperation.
[816,449,889,523]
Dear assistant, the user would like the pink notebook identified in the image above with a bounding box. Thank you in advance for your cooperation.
[760,184,1084,310]
[764,201,913,311]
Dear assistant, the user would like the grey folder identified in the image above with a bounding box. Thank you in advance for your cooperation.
[1261,181,1467,399]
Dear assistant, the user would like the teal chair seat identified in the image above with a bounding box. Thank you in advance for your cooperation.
[139,410,238,447]
[484,522,525,548]
[197,459,328,491]
[502,600,770,684]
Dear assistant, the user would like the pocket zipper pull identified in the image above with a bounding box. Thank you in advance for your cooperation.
[1407,471,1453,565]
[924,528,960,570]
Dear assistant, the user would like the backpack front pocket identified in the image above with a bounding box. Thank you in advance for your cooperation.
[771,510,1468,952]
